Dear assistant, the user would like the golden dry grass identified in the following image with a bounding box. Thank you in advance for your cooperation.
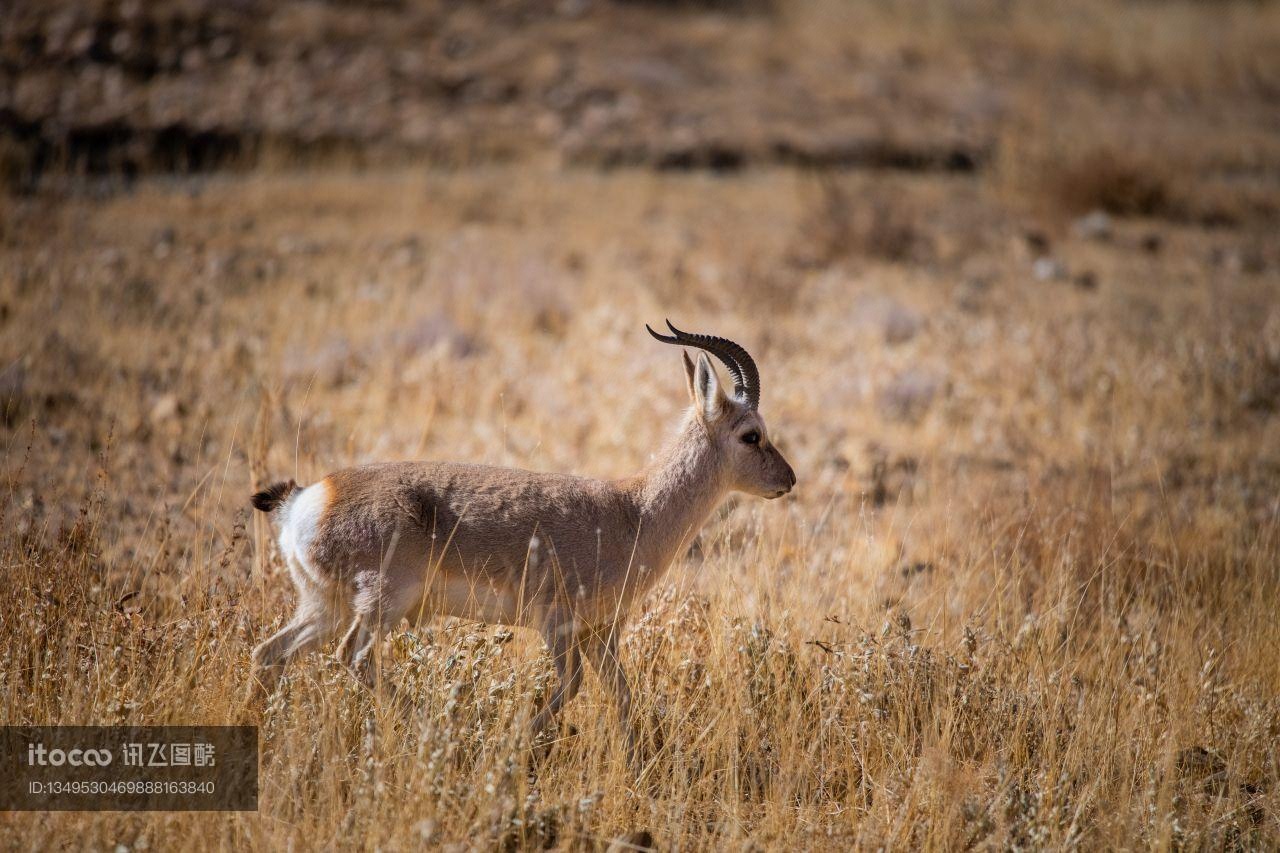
[3,0,1280,847]
[1,162,1278,849]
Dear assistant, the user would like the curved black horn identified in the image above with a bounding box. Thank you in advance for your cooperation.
[646,319,761,409]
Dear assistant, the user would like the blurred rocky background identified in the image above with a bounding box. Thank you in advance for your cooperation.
[3,0,1276,217]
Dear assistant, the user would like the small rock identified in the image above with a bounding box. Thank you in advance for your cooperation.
[150,393,181,424]
[606,830,655,852]
[1215,246,1268,275]
[152,227,176,258]
[1210,246,1244,273]
[1140,232,1163,254]
[1241,247,1267,275]
[1073,271,1098,290]
[1072,210,1113,241]
[387,235,423,268]
[1023,229,1050,254]
[877,370,941,423]
[558,0,591,17]
[883,303,923,345]
[394,313,481,359]
[1033,256,1068,282]
[851,294,922,344]
[1176,746,1226,778]
[284,336,361,388]
[956,276,991,313]
[277,235,321,256]
[1176,745,1230,795]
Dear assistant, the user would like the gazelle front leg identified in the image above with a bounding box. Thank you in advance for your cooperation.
[581,624,638,769]
[530,613,583,745]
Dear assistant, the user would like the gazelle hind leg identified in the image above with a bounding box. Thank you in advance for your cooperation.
[336,615,377,688]
[245,566,347,707]
[335,617,366,677]
[246,610,341,706]
[339,571,420,695]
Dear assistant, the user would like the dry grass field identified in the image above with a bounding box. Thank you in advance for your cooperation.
[3,1,1280,850]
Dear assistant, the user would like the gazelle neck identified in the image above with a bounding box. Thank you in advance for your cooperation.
[633,410,729,572]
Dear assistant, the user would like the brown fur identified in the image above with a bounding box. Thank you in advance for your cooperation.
[313,461,646,617]
[247,352,795,766]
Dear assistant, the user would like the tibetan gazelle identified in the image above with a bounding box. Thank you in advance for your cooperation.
[247,321,796,762]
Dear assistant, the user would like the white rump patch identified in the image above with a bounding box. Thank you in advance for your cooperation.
[279,479,329,586]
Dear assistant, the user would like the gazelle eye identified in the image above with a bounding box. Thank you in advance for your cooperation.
[741,431,761,445]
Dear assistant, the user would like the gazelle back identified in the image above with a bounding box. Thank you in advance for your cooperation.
[246,321,795,764]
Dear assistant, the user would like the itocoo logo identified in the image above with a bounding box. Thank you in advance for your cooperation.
[26,743,113,767]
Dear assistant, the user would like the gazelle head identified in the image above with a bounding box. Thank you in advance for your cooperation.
[649,320,797,499]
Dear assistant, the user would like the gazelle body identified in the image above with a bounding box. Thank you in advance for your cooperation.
[247,323,795,759]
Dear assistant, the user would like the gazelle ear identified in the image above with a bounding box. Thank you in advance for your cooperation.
[682,351,697,402]
[691,352,728,422]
